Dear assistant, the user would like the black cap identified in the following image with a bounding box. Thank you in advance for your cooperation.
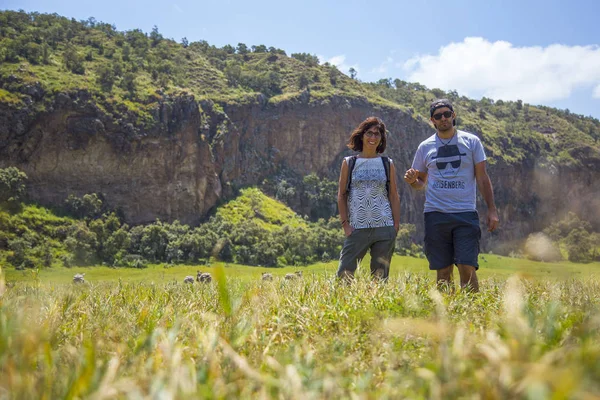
[430,99,454,117]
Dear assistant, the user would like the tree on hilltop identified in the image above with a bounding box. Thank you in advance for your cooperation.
[150,25,163,47]
[236,43,249,55]
[349,67,357,80]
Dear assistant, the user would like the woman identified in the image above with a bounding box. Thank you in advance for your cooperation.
[337,117,400,281]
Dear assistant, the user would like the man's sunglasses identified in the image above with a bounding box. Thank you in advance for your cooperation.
[432,111,453,120]
[436,160,460,170]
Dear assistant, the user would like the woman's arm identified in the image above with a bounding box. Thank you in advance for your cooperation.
[389,162,401,232]
[337,159,353,237]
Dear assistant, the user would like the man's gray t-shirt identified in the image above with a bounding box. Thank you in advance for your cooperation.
[411,130,486,213]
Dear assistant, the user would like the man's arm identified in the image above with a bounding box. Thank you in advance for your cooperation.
[404,168,428,190]
[405,145,428,190]
[475,161,499,231]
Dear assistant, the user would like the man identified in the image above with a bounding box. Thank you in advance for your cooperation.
[404,99,499,292]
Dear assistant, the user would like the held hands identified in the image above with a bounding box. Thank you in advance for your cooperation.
[487,209,499,232]
[404,168,419,184]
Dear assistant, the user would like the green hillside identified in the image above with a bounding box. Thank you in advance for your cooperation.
[215,187,310,231]
[0,10,392,109]
[0,184,344,270]
[1,10,599,167]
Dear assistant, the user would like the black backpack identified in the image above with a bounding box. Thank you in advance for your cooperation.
[345,155,391,197]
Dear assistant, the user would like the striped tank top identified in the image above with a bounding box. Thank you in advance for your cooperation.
[347,156,394,229]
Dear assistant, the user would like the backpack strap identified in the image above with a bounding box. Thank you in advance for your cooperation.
[346,155,390,197]
[345,155,358,196]
[381,156,391,198]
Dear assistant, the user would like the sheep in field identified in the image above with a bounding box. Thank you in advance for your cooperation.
[73,273,85,283]
[285,271,303,280]
[183,276,195,284]
[197,272,212,283]
[262,272,273,281]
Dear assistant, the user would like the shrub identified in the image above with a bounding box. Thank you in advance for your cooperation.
[63,45,85,74]
[64,193,103,219]
[96,64,115,92]
[566,228,594,263]
[0,167,28,210]
[115,254,148,268]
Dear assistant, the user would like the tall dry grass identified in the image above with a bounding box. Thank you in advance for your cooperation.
[1,266,599,399]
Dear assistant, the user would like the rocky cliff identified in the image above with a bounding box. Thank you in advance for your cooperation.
[2,89,599,252]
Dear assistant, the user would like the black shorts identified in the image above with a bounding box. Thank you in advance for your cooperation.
[424,211,481,270]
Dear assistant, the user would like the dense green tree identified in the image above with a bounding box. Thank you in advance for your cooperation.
[222,44,235,54]
[25,42,43,64]
[7,237,32,267]
[125,29,148,56]
[328,66,339,86]
[65,222,98,265]
[298,72,310,89]
[544,212,592,241]
[150,25,163,47]
[63,44,85,74]
[224,61,242,86]
[376,78,393,88]
[0,167,28,207]
[275,180,295,203]
[566,228,594,263]
[252,44,267,53]
[302,174,337,220]
[349,67,357,80]
[395,224,416,254]
[290,53,319,66]
[241,70,282,97]
[120,72,136,95]
[431,88,445,98]
[96,64,115,91]
[64,193,103,219]
[41,42,50,63]
[236,43,249,55]
[121,43,131,61]
[128,220,172,261]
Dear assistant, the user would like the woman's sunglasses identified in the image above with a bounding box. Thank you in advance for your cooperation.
[432,111,453,120]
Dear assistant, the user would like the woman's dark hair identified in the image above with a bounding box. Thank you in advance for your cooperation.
[346,117,387,153]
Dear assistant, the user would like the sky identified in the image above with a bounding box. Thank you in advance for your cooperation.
[3,0,600,119]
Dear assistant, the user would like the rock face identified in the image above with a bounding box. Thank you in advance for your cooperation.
[1,91,222,226]
[1,90,600,251]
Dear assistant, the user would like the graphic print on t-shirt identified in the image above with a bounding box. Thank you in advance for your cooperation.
[432,144,467,179]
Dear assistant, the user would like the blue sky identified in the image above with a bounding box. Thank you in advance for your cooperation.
[3,0,600,118]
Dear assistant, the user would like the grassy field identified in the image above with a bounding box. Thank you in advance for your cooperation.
[4,253,600,284]
[1,257,600,398]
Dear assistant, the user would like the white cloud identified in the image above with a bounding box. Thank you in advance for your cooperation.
[371,57,394,75]
[317,54,359,77]
[404,37,600,104]
[327,55,346,66]
[594,84,600,99]
[173,3,183,13]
